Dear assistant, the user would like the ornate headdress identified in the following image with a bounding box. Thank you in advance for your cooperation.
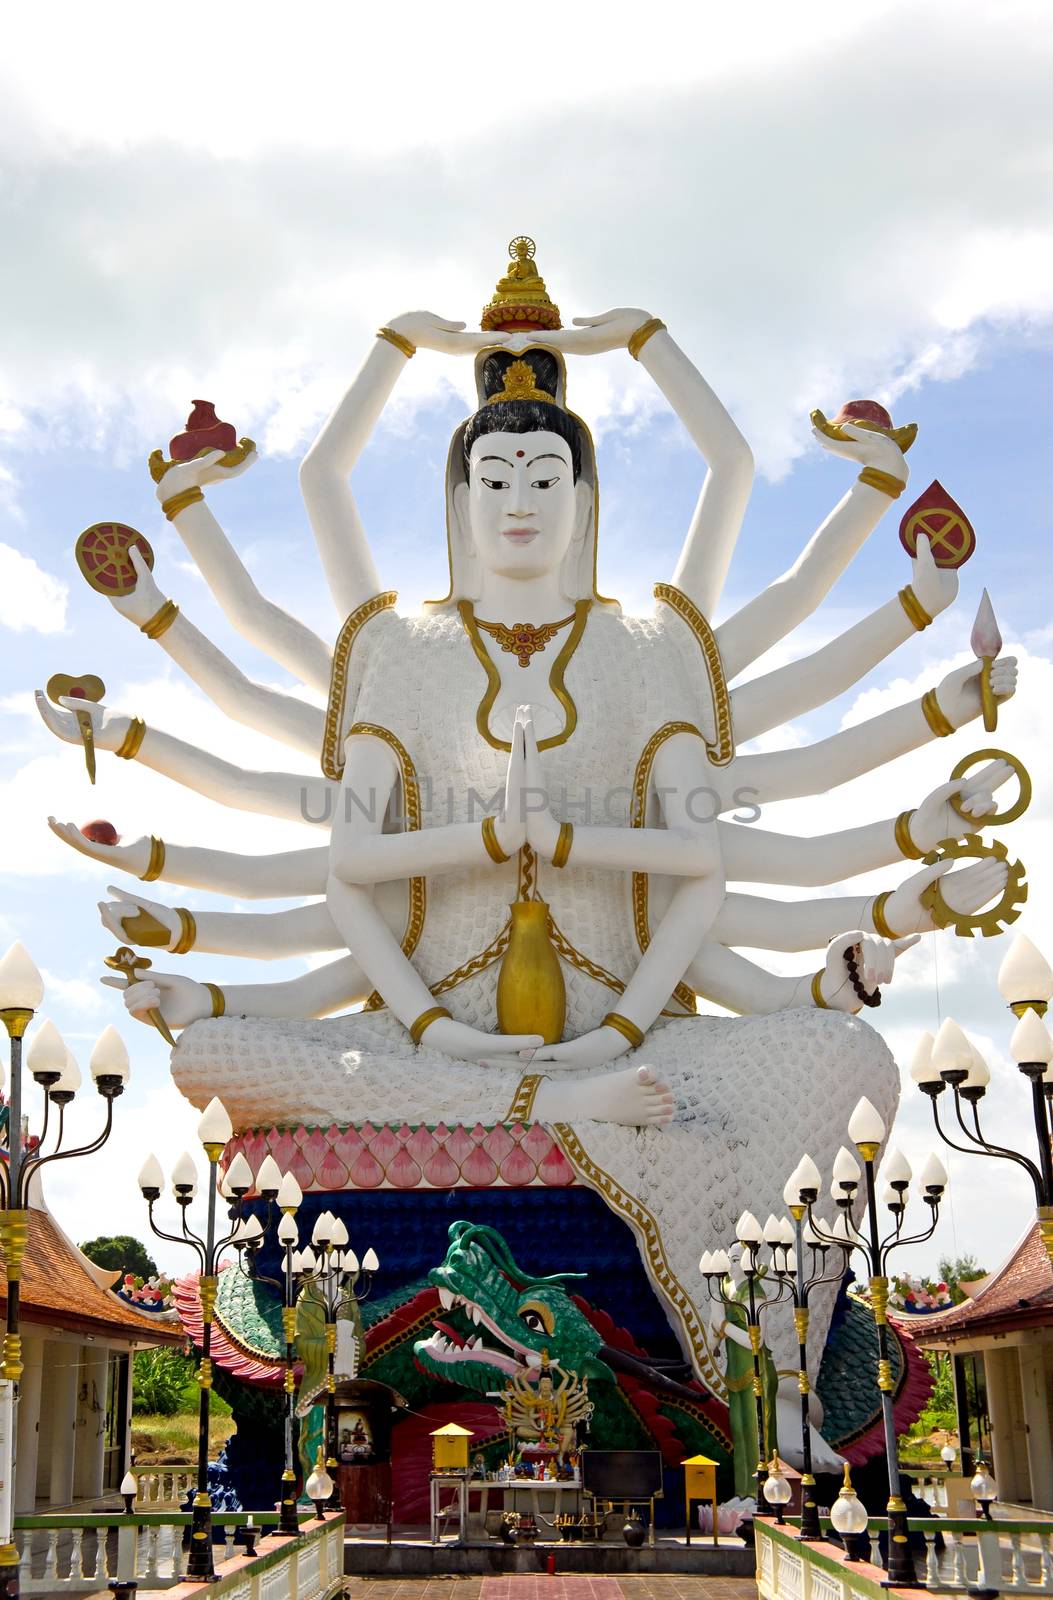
[483,355,559,408]
[481,236,562,333]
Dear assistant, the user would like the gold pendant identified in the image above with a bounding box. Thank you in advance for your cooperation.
[475,614,574,669]
[496,900,566,1045]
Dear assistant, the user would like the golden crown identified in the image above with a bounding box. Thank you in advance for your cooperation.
[484,358,556,407]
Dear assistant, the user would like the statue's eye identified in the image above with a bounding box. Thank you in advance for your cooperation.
[532,476,559,490]
[520,1310,546,1333]
[481,476,509,491]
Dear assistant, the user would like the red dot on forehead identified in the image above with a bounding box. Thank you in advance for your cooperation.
[516,450,525,457]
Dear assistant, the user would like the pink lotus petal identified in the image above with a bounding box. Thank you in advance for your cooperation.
[520,1124,556,1164]
[367,1125,401,1170]
[288,1148,314,1190]
[333,1127,364,1165]
[461,1145,499,1186]
[971,589,1002,658]
[318,1150,349,1190]
[539,1145,575,1186]
[405,1125,439,1164]
[483,1125,515,1163]
[444,1125,476,1168]
[423,1146,461,1188]
[348,1147,385,1188]
[388,1148,423,1189]
[499,1147,537,1187]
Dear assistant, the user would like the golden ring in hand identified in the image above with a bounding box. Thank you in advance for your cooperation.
[919,834,1028,940]
[948,748,1031,828]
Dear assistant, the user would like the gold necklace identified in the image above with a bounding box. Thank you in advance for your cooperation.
[474,611,576,668]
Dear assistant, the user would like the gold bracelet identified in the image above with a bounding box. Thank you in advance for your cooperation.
[871,891,900,940]
[161,486,204,521]
[551,821,573,869]
[140,836,166,882]
[897,585,932,632]
[858,467,906,499]
[481,815,510,864]
[409,1005,451,1045]
[170,908,197,955]
[115,718,146,760]
[377,326,416,360]
[921,687,955,738]
[894,809,923,860]
[628,317,666,360]
[140,599,180,640]
[602,1011,645,1049]
[204,982,225,1018]
[810,970,829,1009]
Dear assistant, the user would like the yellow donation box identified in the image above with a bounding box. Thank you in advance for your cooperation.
[683,1454,719,1546]
[430,1423,473,1473]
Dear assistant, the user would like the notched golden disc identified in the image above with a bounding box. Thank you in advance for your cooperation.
[949,748,1031,828]
[76,523,154,597]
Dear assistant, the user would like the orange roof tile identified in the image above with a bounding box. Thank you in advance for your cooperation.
[0,1210,184,1344]
[914,1223,1053,1344]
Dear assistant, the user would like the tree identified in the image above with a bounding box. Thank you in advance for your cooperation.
[81,1235,159,1280]
[937,1254,988,1305]
[133,1348,196,1415]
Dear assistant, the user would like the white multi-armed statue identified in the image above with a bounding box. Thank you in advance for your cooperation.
[38,241,1024,1450]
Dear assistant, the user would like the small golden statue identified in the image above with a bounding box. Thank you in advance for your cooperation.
[481,236,562,332]
[502,1350,592,1459]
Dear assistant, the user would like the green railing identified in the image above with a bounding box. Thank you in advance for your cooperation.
[756,1513,1053,1598]
[14,1508,342,1595]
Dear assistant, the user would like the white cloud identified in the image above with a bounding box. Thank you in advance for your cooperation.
[0,543,67,632]
[0,5,1051,476]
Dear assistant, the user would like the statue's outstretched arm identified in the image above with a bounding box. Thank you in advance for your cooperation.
[48,819,328,898]
[36,692,334,825]
[104,954,370,1030]
[716,425,910,680]
[154,454,332,692]
[727,655,1017,805]
[534,311,752,617]
[107,547,324,756]
[99,888,340,958]
[687,935,916,1015]
[731,535,957,743]
[719,754,1012,885]
[717,850,1011,949]
[300,314,501,617]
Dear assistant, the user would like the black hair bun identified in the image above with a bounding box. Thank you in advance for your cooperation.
[480,349,561,403]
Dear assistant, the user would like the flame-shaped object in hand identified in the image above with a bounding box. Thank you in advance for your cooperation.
[971,588,1003,731]
[899,479,976,568]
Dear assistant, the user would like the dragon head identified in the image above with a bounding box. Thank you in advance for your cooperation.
[413,1222,614,1392]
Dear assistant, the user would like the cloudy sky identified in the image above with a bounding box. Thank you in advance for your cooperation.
[1,1,1051,1287]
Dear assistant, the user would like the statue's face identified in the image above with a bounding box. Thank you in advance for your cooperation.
[466,429,577,581]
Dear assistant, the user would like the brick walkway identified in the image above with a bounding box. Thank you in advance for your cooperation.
[344,1579,758,1600]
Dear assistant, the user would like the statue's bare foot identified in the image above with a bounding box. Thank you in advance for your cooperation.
[533,1064,675,1127]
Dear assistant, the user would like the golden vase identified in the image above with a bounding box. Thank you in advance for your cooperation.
[497,900,566,1044]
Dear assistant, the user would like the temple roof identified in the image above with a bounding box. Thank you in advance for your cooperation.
[912,1222,1053,1344]
[0,1208,184,1344]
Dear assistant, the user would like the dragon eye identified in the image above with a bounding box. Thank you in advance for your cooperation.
[518,1299,554,1335]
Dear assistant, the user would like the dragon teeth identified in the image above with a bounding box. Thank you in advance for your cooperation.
[470,1305,481,1325]
[438,1288,454,1310]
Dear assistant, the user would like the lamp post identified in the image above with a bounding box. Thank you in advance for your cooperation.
[913,934,1053,1265]
[138,1096,236,1582]
[764,1161,855,1541]
[795,1097,948,1589]
[294,1214,378,1510]
[0,942,130,1599]
[230,1165,304,1536]
[699,1211,784,1499]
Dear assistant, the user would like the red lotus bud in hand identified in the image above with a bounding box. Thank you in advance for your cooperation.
[82,819,119,846]
[169,400,238,462]
[832,399,894,430]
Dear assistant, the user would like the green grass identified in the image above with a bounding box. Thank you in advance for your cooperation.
[132,1397,234,1465]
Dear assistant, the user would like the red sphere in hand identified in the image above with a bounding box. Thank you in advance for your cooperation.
[82,819,119,846]
[833,399,894,430]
